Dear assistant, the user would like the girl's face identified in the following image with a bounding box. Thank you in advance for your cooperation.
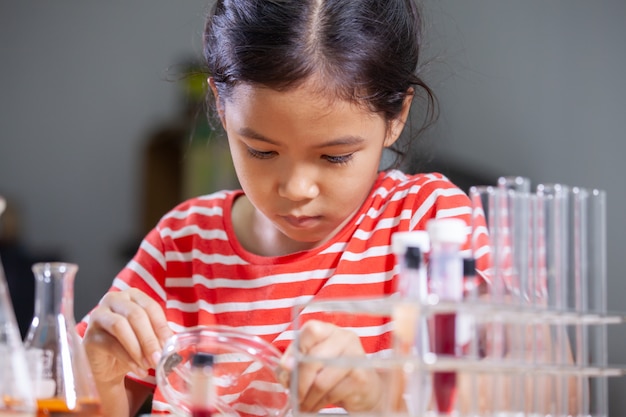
[213,79,410,252]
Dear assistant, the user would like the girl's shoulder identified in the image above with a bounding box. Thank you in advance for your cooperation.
[375,170,467,204]
[156,189,243,229]
[363,170,470,230]
[379,169,458,188]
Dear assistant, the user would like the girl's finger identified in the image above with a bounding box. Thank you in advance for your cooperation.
[107,294,165,368]
[299,361,351,411]
[297,321,365,411]
[127,288,173,347]
[296,320,336,354]
[325,367,381,412]
[84,325,148,378]
[88,304,150,370]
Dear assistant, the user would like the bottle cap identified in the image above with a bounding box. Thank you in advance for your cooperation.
[426,218,467,244]
[404,246,422,269]
[391,231,430,255]
[191,352,214,368]
[463,258,476,276]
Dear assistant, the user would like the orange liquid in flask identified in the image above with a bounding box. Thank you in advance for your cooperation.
[36,398,101,417]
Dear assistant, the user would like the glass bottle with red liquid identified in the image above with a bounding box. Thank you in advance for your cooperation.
[23,263,102,417]
[427,219,466,415]
[189,352,217,417]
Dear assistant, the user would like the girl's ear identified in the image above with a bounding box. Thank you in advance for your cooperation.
[384,88,414,147]
[208,77,227,129]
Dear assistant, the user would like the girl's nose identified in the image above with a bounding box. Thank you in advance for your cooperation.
[278,165,320,201]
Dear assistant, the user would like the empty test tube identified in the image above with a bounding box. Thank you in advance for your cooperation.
[498,175,531,193]
[498,176,533,415]
[537,183,570,416]
[469,185,507,305]
[569,187,590,414]
[474,182,531,415]
[587,189,608,417]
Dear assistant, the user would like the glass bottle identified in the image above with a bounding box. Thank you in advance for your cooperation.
[391,231,433,416]
[0,197,36,416]
[23,263,101,417]
[189,353,217,417]
[427,218,466,415]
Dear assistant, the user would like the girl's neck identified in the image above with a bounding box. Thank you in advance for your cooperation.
[231,195,319,257]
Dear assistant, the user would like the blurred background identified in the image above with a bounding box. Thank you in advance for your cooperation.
[1,0,625,413]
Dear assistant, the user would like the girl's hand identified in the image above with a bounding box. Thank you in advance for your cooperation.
[281,320,383,413]
[82,288,173,385]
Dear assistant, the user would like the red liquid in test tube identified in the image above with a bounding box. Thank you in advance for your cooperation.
[427,219,466,415]
[191,408,217,417]
[190,352,217,417]
[433,313,457,413]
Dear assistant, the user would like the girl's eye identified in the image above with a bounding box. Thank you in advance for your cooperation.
[324,154,354,165]
[247,147,276,160]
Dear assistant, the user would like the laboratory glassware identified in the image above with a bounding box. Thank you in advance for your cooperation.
[23,262,102,416]
[391,231,432,416]
[156,326,290,417]
[426,218,465,415]
[0,196,36,416]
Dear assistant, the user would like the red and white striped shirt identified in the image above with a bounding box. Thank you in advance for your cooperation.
[77,170,490,414]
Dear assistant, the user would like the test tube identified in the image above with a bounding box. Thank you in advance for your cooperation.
[468,185,507,304]
[529,191,551,415]
[459,257,479,416]
[498,176,532,302]
[529,192,548,308]
[469,185,508,416]
[426,218,466,415]
[391,231,432,415]
[536,183,570,416]
[498,175,531,192]
[569,187,590,415]
[587,189,608,417]
[498,176,532,415]
[190,352,216,417]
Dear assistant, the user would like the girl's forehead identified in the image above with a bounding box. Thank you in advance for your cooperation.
[223,79,387,140]
[228,78,372,115]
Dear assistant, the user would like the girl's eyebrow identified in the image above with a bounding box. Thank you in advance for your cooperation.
[238,127,366,148]
[314,136,366,148]
[238,127,278,144]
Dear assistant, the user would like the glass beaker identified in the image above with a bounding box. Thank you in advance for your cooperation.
[0,197,37,416]
[156,325,290,417]
[23,263,101,417]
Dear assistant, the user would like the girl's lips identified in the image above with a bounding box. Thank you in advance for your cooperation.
[282,215,322,228]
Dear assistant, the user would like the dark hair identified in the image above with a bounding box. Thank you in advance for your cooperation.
[203,0,437,168]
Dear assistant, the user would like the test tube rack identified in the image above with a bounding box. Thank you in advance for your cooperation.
[290,176,619,417]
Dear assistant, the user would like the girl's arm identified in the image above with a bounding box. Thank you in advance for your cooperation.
[83,288,173,417]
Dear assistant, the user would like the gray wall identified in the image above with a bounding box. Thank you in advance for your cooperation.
[423,1,626,413]
[1,1,625,413]
[0,0,209,317]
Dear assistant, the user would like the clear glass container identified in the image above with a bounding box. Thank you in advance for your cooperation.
[23,262,101,417]
[156,325,290,417]
[0,197,37,416]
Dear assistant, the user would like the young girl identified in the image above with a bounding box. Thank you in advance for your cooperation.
[79,0,490,415]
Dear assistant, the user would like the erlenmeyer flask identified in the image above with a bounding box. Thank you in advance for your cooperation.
[0,196,37,416]
[23,262,101,417]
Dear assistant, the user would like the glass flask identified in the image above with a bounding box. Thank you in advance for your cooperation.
[23,263,101,417]
[0,197,37,416]
[156,325,290,417]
